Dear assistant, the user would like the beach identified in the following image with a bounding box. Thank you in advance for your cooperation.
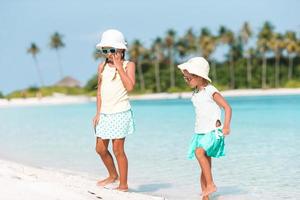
[0,159,165,200]
[1,88,300,108]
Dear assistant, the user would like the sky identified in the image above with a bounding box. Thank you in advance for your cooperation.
[0,0,299,94]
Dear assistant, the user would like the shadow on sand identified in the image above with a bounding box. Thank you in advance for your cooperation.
[211,186,251,200]
[130,183,172,193]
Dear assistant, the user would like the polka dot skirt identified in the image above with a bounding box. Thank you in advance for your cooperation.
[95,109,135,139]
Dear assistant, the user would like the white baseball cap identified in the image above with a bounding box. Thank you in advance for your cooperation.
[178,57,211,82]
[96,29,127,50]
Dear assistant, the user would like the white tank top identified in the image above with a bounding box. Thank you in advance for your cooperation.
[100,61,131,114]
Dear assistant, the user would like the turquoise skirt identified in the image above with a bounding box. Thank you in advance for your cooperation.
[188,129,225,160]
[95,109,135,139]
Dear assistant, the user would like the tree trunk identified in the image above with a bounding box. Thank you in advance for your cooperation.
[56,50,63,79]
[229,55,235,89]
[275,55,280,88]
[211,61,217,83]
[33,56,44,87]
[288,55,294,80]
[262,54,267,89]
[169,48,175,88]
[136,58,145,91]
[247,57,252,88]
[154,59,161,93]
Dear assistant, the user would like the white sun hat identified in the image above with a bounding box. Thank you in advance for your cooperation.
[96,29,127,50]
[178,57,211,82]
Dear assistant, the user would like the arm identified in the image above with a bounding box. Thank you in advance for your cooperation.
[113,53,136,92]
[93,62,104,127]
[96,62,104,115]
[213,92,232,135]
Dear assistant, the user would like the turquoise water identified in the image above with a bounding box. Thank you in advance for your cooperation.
[0,95,299,200]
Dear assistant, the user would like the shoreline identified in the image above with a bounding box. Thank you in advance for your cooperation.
[0,158,165,200]
[0,88,300,108]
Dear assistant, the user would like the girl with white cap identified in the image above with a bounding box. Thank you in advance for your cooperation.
[178,57,232,199]
[93,29,136,192]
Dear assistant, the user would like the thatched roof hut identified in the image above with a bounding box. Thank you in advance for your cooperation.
[55,76,81,87]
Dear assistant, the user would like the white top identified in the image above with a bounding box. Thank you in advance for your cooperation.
[100,61,131,114]
[191,84,222,133]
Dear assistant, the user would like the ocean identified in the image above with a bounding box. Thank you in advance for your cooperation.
[0,95,299,200]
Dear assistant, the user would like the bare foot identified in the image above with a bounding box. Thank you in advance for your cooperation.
[202,195,209,200]
[202,184,217,197]
[201,188,209,200]
[114,185,128,192]
[96,176,118,187]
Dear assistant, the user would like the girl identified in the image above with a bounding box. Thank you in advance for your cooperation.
[93,29,136,192]
[178,57,232,199]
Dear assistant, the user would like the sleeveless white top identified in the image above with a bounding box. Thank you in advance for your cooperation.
[100,61,131,114]
[191,84,222,133]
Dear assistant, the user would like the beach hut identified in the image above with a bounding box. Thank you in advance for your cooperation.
[55,76,81,88]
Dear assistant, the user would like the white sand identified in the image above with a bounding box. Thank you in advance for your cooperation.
[0,93,93,108]
[131,88,300,100]
[1,88,300,108]
[0,159,165,200]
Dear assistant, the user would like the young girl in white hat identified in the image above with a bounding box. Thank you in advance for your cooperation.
[178,57,232,199]
[93,29,136,192]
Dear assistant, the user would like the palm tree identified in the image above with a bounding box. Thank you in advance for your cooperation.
[240,22,253,88]
[164,29,176,88]
[176,38,188,62]
[218,27,236,88]
[257,21,274,88]
[129,40,145,91]
[50,32,65,79]
[229,36,243,88]
[269,33,285,87]
[284,31,298,80]
[27,43,44,87]
[199,28,218,82]
[244,48,256,88]
[183,28,197,54]
[152,37,163,93]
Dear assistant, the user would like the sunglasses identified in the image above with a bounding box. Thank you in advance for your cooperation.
[183,75,196,82]
[101,48,117,54]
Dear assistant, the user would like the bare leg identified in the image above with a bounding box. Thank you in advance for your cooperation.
[112,138,128,191]
[201,171,207,192]
[195,148,216,197]
[201,172,209,200]
[201,157,212,200]
[95,138,118,186]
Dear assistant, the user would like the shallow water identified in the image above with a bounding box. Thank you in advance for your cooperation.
[0,95,299,200]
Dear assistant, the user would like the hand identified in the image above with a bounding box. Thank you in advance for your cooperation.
[222,128,230,136]
[93,114,100,128]
[112,52,123,70]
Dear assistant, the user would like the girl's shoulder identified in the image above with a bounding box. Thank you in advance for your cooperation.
[205,84,220,98]
[206,84,219,91]
[124,60,136,70]
[98,62,106,73]
[125,60,135,67]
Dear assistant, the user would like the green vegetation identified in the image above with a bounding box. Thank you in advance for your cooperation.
[5,21,300,99]
[6,86,86,99]
[91,21,300,93]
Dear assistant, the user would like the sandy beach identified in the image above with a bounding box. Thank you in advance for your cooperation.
[1,88,300,108]
[130,88,300,100]
[0,158,165,200]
